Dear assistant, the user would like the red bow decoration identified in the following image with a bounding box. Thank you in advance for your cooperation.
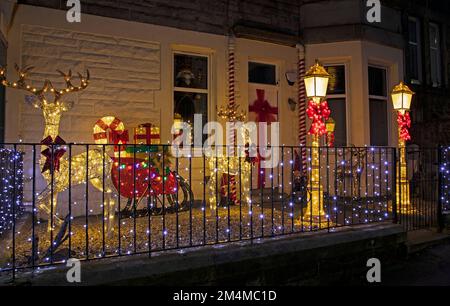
[327,132,335,147]
[40,136,66,173]
[110,129,129,151]
[306,100,331,136]
[397,112,411,141]
[249,89,278,124]
[244,143,259,164]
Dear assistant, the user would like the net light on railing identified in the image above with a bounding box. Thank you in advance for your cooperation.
[304,60,330,101]
[391,81,414,114]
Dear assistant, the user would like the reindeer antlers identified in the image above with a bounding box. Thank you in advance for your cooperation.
[0,64,90,106]
[56,69,90,95]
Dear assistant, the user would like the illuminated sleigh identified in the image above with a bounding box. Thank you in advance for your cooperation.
[94,118,194,218]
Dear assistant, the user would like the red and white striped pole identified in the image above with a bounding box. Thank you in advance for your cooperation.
[297,44,307,175]
[227,35,238,204]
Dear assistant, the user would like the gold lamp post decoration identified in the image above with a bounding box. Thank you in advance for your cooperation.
[325,117,336,147]
[302,60,330,226]
[391,81,414,213]
[304,61,330,103]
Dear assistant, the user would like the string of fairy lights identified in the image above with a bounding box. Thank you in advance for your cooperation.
[0,61,446,273]
[441,146,450,212]
[0,149,24,235]
[0,143,421,269]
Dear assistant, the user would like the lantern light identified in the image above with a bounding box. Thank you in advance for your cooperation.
[304,60,330,101]
[391,81,414,114]
[325,117,336,134]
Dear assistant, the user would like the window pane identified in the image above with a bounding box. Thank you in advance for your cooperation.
[174,54,208,89]
[429,23,441,87]
[248,62,276,85]
[326,65,346,95]
[368,67,387,97]
[407,18,421,82]
[174,91,207,124]
[174,92,208,144]
[327,98,347,146]
[369,99,388,146]
[408,45,419,80]
[408,19,418,43]
[429,24,439,48]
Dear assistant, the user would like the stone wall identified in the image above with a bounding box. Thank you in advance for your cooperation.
[19,24,161,143]
[19,0,301,42]
[16,24,162,216]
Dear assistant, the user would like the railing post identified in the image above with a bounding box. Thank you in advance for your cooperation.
[437,145,444,233]
[392,147,398,224]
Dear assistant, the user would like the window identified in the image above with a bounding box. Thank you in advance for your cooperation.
[408,17,422,84]
[429,23,442,87]
[368,66,388,146]
[325,65,347,146]
[248,62,277,85]
[173,52,209,144]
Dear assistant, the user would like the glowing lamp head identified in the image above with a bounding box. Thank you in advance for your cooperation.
[391,81,414,114]
[304,60,330,101]
[325,117,336,133]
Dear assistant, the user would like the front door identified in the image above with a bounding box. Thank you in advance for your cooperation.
[247,61,279,190]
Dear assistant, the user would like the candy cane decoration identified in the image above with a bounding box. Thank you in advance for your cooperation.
[297,45,307,175]
[227,35,238,204]
[93,116,128,157]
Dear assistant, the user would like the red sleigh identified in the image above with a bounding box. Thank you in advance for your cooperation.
[110,157,177,198]
[94,118,193,216]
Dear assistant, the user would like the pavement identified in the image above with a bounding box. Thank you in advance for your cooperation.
[382,239,450,285]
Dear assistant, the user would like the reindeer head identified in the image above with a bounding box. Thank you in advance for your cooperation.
[0,64,90,138]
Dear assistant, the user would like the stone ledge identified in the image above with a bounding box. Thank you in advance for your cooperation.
[5,222,406,286]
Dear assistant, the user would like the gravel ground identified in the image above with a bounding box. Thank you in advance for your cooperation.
[0,198,391,270]
[1,205,306,268]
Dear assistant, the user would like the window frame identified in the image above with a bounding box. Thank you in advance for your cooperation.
[325,63,349,146]
[429,22,442,88]
[368,65,390,147]
[407,16,423,85]
[171,49,212,148]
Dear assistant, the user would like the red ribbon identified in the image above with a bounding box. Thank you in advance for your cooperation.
[248,89,278,188]
[248,89,278,124]
[40,136,66,173]
[110,130,129,152]
[244,143,259,164]
[327,132,335,147]
[306,100,331,136]
[397,112,411,141]
[134,123,160,144]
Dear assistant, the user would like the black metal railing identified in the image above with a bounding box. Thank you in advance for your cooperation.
[0,143,444,281]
